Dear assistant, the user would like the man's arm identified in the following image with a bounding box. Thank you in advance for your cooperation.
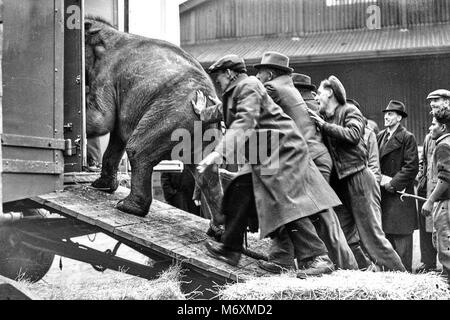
[416,135,429,192]
[367,130,382,184]
[197,79,262,174]
[191,91,223,124]
[214,80,261,164]
[321,106,364,145]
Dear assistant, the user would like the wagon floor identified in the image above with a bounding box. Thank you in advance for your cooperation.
[30,185,271,284]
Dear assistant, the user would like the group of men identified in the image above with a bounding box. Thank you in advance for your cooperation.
[189,51,449,282]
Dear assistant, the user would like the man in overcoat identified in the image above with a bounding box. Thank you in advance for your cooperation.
[193,54,341,277]
[292,73,319,113]
[377,100,419,272]
[308,75,406,272]
[253,52,357,272]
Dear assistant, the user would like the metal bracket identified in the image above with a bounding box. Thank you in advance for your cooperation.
[63,123,73,132]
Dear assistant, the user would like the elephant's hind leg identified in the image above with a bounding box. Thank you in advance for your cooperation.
[92,131,126,193]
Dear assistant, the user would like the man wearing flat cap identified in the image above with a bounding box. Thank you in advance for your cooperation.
[254,52,357,273]
[192,54,341,277]
[416,89,450,273]
[377,100,419,272]
[308,75,406,272]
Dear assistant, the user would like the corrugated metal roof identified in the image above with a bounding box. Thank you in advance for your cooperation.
[182,24,450,64]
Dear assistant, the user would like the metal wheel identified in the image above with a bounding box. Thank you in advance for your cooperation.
[0,209,55,283]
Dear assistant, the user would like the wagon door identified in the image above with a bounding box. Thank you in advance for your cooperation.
[64,0,86,173]
[1,0,65,203]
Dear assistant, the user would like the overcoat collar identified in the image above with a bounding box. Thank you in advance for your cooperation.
[223,73,248,97]
[265,75,292,88]
[380,124,405,159]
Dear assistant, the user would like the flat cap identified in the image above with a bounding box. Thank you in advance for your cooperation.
[207,54,247,74]
[427,89,450,100]
[327,75,346,105]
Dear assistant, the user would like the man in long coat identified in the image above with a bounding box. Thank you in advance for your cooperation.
[254,52,357,272]
[377,100,419,272]
[194,54,341,277]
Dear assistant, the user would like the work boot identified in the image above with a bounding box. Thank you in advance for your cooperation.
[257,260,293,274]
[415,263,436,273]
[296,255,334,278]
[206,223,224,242]
[204,240,241,266]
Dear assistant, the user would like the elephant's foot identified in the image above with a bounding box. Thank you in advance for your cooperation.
[92,175,119,193]
[115,196,149,217]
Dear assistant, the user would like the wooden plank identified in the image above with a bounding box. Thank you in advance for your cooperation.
[31,185,272,283]
[0,275,40,300]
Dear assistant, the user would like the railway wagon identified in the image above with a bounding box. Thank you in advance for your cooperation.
[0,1,269,299]
[0,0,184,285]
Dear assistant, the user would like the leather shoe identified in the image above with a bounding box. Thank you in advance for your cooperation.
[257,260,293,274]
[296,255,334,278]
[204,241,241,266]
[415,263,436,273]
[206,224,224,242]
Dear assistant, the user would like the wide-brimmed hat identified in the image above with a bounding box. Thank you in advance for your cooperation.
[292,73,316,91]
[426,89,450,100]
[208,54,247,74]
[382,100,407,118]
[254,51,294,73]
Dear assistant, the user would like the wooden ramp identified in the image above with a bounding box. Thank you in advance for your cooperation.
[30,185,271,284]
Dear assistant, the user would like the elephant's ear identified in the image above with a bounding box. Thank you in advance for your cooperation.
[85,21,102,35]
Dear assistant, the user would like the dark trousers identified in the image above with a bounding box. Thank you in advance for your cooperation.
[418,202,437,267]
[333,168,406,272]
[87,136,102,165]
[167,192,200,216]
[386,233,413,272]
[221,174,327,260]
[267,152,358,269]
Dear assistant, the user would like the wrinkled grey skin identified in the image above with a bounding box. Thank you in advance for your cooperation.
[85,16,224,222]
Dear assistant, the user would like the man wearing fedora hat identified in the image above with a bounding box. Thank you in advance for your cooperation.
[377,100,419,272]
[292,73,319,113]
[309,75,406,272]
[416,89,450,273]
[254,52,357,273]
[192,54,342,277]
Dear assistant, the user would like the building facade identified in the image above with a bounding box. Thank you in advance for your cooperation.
[180,0,450,142]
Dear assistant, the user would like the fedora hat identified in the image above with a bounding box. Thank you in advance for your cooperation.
[382,100,407,118]
[208,54,247,74]
[254,51,294,73]
[292,73,316,91]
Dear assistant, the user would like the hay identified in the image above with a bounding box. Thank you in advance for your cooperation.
[218,270,450,300]
[21,264,186,300]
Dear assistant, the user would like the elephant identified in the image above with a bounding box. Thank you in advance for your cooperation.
[84,16,224,229]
